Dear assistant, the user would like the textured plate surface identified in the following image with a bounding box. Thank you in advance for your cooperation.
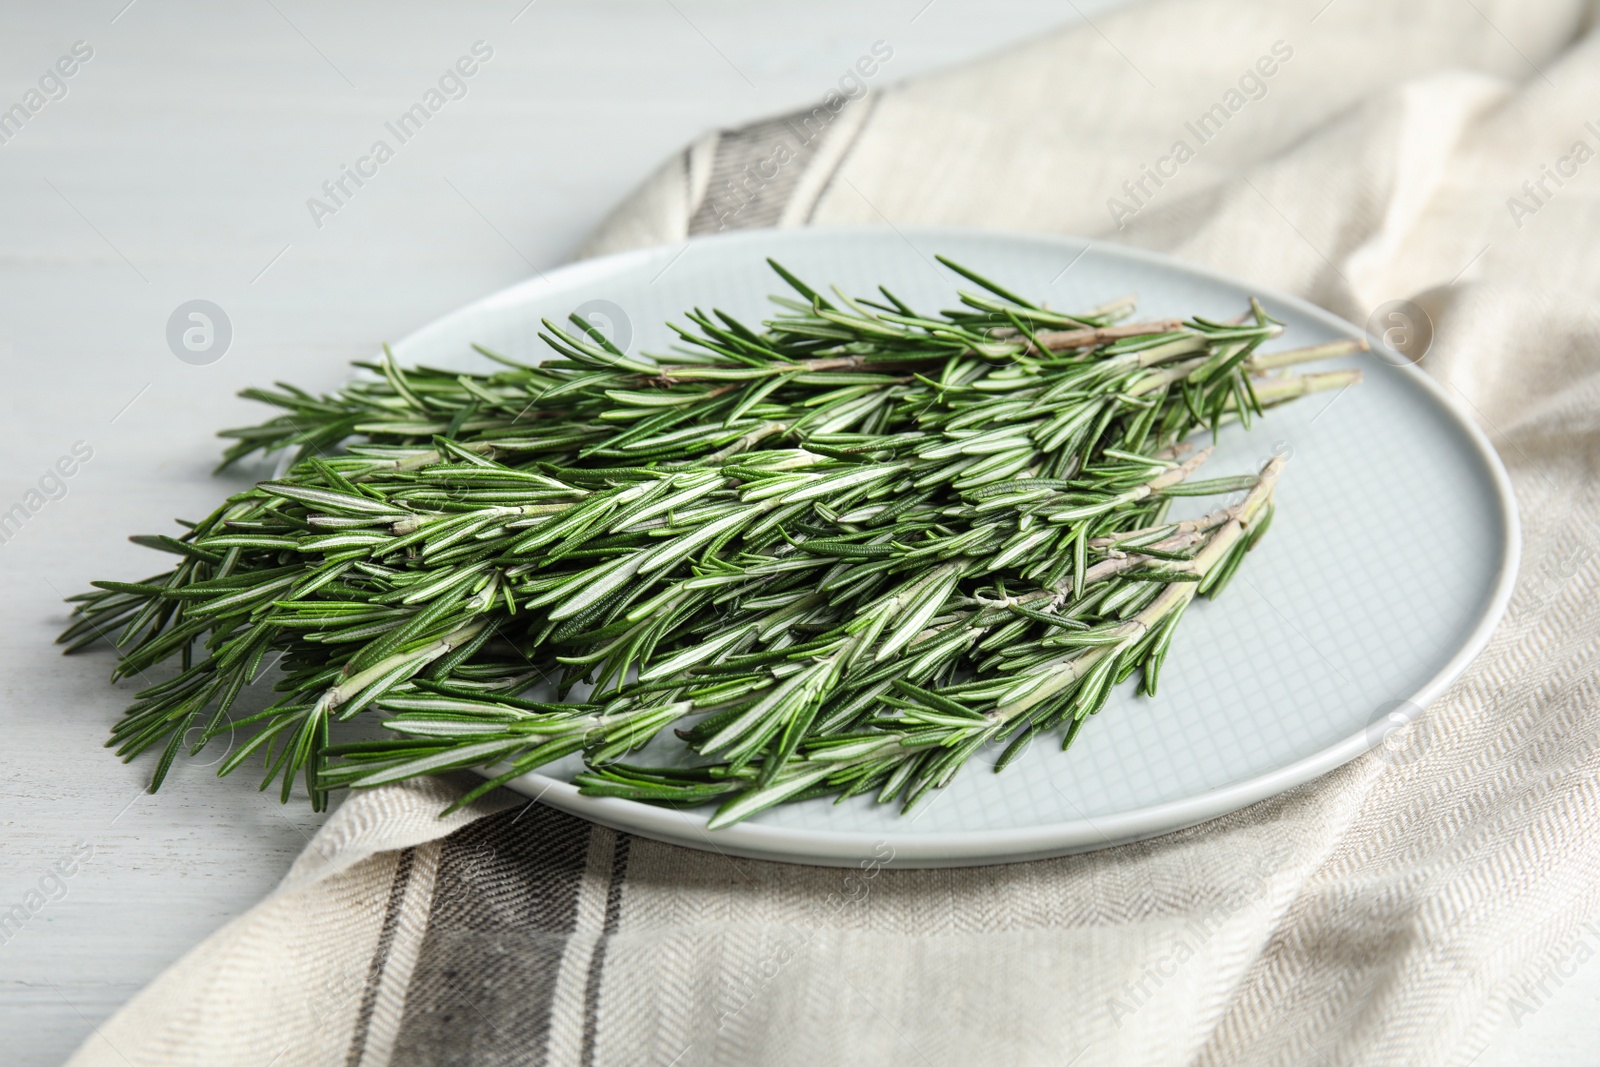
[388,227,1519,868]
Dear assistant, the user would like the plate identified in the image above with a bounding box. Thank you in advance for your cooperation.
[386,227,1518,868]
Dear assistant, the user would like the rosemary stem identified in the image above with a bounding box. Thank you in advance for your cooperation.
[1246,337,1368,371]
[317,619,490,716]
[1024,319,1186,352]
[1087,506,1233,548]
[992,455,1284,721]
[1248,369,1362,404]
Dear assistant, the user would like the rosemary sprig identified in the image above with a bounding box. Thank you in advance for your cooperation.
[63,258,1361,824]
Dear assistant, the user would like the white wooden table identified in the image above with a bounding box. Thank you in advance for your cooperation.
[0,2,1590,1063]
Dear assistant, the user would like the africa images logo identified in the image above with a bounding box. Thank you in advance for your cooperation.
[305,41,494,229]
[1106,40,1294,229]
[0,40,94,148]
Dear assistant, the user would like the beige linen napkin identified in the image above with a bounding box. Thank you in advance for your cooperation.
[68,1,1600,1064]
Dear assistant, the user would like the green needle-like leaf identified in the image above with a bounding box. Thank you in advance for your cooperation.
[62,257,1360,820]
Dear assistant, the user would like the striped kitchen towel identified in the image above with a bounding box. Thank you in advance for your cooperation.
[67,0,1600,1064]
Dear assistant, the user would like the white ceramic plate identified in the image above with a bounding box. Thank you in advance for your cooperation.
[387,227,1518,868]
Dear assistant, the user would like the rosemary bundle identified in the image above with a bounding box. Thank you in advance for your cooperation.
[62,258,1360,827]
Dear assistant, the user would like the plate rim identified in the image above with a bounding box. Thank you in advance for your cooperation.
[390,224,1521,868]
